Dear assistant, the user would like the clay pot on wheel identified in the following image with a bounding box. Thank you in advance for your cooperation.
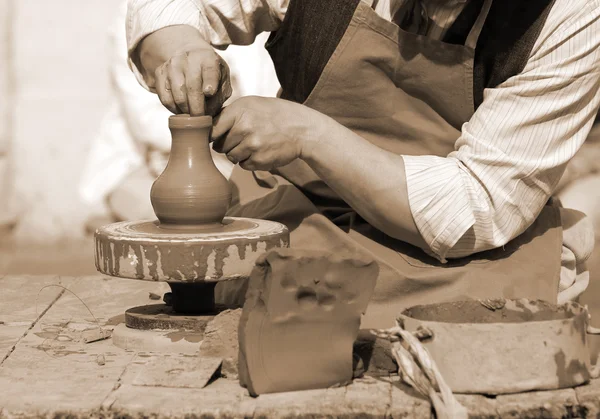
[151,115,232,228]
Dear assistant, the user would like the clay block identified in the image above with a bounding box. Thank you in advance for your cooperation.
[199,308,242,379]
[238,248,379,396]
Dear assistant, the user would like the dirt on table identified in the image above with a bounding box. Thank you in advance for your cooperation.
[402,299,573,324]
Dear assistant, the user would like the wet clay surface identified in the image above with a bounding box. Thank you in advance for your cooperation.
[129,218,257,235]
[238,248,379,396]
[403,299,573,324]
[150,115,232,226]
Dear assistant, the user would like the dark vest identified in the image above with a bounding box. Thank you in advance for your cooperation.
[266,0,556,110]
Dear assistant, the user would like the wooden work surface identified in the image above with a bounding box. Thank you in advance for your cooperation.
[0,275,598,418]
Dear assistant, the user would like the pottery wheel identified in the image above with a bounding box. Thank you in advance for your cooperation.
[95,216,289,283]
[124,304,220,331]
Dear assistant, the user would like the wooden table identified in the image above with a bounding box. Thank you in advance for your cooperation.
[0,274,598,418]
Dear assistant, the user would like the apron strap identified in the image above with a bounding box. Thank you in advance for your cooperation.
[464,0,493,49]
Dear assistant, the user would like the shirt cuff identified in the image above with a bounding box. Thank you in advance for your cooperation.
[402,154,477,262]
[126,0,202,91]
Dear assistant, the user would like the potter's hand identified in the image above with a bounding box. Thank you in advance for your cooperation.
[211,96,318,171]
[136,26,232,116]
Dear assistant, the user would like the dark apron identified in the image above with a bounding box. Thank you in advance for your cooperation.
[226,0,562,328]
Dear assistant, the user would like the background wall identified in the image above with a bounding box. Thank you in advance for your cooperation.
[0,0,17,229]
[0,1,277,244]
[2,0,121,243]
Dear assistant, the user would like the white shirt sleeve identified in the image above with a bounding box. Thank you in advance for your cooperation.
[126,0,288,87]
[402,0,600,261]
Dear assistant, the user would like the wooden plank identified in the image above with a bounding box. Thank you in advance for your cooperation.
[251,386,347,418]
[342,377,390,418]
[0,337,134,415]
[131,353,222,389]
[35,275,170,326]
[495,388,581,419]
[0,275,77,361]
[386,377,432,418]
[0,275,169,416]
[455,394,500,419]
[107,378,252,418]
[575,378,600,417]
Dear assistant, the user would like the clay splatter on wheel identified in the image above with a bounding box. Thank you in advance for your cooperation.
[94,217,288,282]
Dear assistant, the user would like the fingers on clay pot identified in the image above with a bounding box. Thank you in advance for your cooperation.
[238,248,379,396]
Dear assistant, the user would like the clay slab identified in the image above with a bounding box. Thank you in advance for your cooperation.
[239,248,379,395]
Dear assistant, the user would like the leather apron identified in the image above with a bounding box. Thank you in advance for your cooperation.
[226,0,563,328]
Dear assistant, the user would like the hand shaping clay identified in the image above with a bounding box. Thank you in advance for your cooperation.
[238,248,379,396]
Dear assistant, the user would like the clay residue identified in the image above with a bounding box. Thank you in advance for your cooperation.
[35,331,60,340]
[125,304,213,331]
[403,300,571,324]
[134,218,257,234]
[198,309,242,379]
[144,245,160,280]
[165,330,204,343]
[95,228,289,282]
[554,349,590,388]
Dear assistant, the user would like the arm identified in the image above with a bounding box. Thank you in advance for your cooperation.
[126,0,287,90]
[303,0,600,261]
[301,118,428,250]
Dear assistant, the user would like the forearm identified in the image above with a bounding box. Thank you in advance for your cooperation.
[300,116,428,250]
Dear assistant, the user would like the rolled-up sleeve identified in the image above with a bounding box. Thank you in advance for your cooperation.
[126,0,287,88]
[402,0,600,262]
[126,0,202,87]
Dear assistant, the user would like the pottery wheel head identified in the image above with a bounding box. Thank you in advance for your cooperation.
[94,217,289,282]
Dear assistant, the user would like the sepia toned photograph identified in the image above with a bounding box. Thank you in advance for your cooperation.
[0,0,599,417]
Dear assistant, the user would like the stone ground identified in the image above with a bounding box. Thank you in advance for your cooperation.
[0,236,600,418]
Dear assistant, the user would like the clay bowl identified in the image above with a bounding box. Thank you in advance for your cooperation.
[398,299,593,395]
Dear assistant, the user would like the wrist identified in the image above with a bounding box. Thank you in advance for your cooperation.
[298,111,331,163]
[136,25,208,85]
